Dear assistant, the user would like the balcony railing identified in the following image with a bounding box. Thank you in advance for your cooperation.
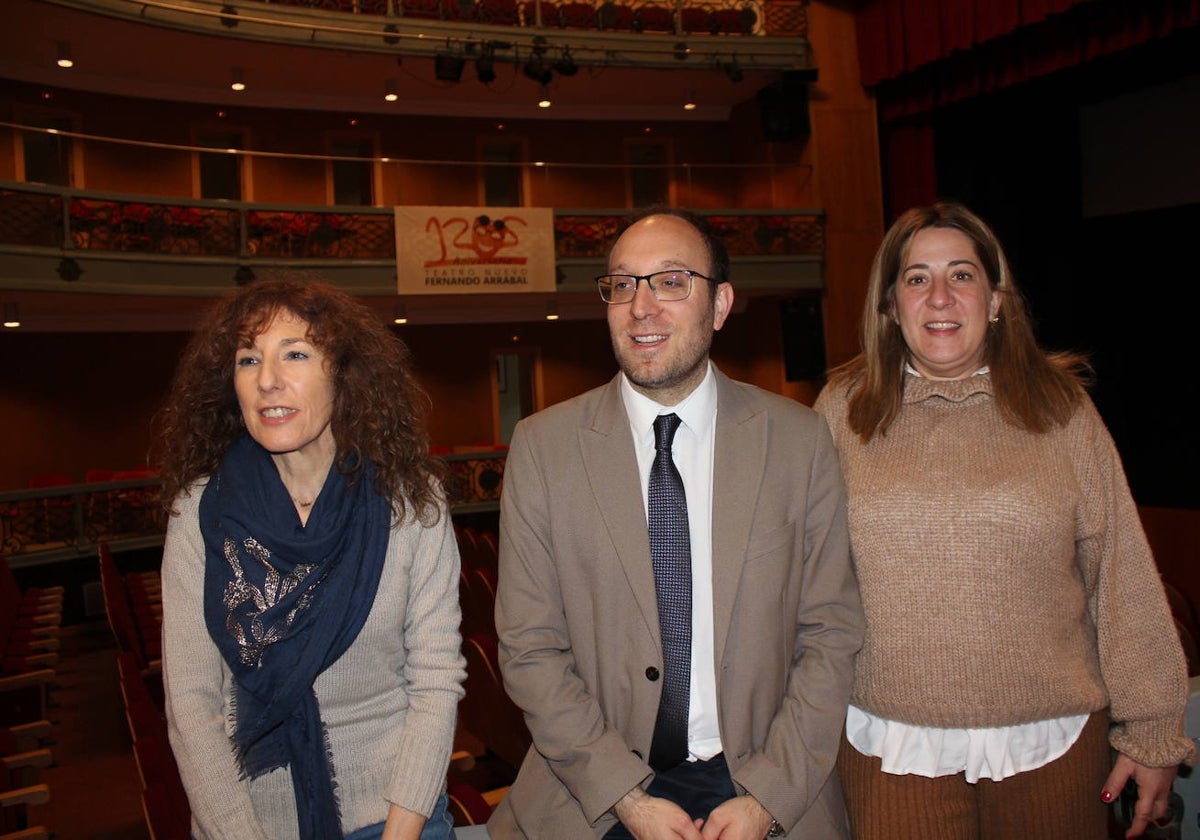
[0,183,825,264]
[239,0,809,38]
[0,451,506,568]
[74,0,811,70]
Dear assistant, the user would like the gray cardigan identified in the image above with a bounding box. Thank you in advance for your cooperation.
[161,481,466,840]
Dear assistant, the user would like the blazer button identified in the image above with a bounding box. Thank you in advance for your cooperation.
[645,666,660,681]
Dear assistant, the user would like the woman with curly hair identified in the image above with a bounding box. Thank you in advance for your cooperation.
[814,201,1193,839]
[156,278,465,840]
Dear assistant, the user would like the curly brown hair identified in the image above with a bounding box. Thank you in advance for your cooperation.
[155,278,444,523]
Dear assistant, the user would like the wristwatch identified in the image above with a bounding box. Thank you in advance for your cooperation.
[765,818,785,838]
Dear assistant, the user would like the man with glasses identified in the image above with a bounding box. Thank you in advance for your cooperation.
[490,208,863,839]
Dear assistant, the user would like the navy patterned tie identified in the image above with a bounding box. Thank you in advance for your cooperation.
[648,412,691,771]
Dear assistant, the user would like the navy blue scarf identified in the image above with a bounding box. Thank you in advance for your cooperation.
[200,435,390,840]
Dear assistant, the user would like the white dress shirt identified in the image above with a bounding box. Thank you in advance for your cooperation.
[620,364,722,761]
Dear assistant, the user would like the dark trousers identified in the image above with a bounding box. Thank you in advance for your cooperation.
[603,753,737,840]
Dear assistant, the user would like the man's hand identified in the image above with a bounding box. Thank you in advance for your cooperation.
[699,795,774,840]
[613,786,705,840]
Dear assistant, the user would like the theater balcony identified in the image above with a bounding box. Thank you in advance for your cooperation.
[0,0,836,331]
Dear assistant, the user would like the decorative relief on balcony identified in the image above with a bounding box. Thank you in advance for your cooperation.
[0,190,62,248]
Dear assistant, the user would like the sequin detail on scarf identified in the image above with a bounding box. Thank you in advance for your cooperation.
[221,536,319,668]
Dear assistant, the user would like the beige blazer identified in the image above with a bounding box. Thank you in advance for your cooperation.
[489,370,864,839]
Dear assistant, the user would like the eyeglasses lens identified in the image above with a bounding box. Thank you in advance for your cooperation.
[597,271,693,304]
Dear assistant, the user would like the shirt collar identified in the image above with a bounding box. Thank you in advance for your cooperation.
[904,361,991,377]
[620,363,718,445]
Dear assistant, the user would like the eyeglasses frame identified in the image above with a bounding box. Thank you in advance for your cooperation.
[594,269,713,305]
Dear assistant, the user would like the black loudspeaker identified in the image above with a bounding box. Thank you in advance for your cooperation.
[758,69,816,142]
[780,296,826,381]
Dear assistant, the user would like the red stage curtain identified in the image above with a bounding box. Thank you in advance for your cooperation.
[881,122,937,224]
[857,0,1199,91]
[863,0,1200,229]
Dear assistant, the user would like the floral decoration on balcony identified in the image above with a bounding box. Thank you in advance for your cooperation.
[553,215,624,258]
[69,198,122,248]
[247,210,352,257]
[698,213,823,255]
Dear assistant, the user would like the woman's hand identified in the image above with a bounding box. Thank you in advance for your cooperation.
[1102,752,1179,838]
[381,803,428,840]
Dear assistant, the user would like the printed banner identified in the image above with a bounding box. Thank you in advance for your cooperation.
[394,206,557,294]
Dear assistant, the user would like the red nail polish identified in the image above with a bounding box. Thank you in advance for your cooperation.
[1101,790,1114,803]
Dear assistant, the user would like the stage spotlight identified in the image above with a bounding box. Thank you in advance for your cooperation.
[523,56,553,85]
[435,54,465,82]
[553,47,578,77]
[476,48,496,83]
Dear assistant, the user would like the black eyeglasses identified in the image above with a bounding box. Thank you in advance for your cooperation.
[594,269,711,305]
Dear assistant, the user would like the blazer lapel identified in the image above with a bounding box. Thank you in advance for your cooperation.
[710,371,766,662]
[578,376,661,641]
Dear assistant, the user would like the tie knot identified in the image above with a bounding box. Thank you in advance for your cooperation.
[653,413,682,453]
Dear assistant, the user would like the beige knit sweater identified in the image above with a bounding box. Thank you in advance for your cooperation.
[815,372,1194,768]
[161,481,466,840]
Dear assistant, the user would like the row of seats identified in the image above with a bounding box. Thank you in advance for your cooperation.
[458,525,499,644]
[0,565,61,682]
[99,542,188,838]
[118,650,189,840]
[266,0,757,34]
[0,720,52,839]
[0,560,59,839]
[520,0,755,33]
[99,543,162,675]
[450,524,531,824]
